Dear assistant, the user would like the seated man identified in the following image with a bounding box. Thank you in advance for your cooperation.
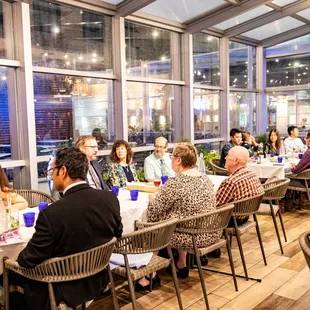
[144,137,175,182]
[216,146,264,226]
[10,147,123,310]
[284,125,307,153]
[220,128,242,168]
[291,146,310,174]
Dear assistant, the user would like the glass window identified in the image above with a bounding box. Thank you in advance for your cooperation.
[34,73,114,156]
[266,54,310,87]
[229,41,256,89]
[193,89,220,140]
[0,1,13,59]
[230,92,256,134]
[31,0,113,73]
[127,82,179,146]
[193,34,220,86]
[0,67,11,160]
[267,90,310,134]
[125,21,180,80]
[265,34,310,57]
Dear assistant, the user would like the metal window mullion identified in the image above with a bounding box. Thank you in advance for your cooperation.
[13,1,38,189]
[220,37,229,141]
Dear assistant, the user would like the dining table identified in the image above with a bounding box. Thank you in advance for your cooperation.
[0,175,227,274]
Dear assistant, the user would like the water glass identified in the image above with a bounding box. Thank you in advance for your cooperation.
[298,153,303,159]
[111,186,120,196]
[130,190,139,201]
[23,212,35,227]
[161,176,168,184]
[277,156,283,163]
[38,202,49,212]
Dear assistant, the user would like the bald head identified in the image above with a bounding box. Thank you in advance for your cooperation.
[225,146,249,173]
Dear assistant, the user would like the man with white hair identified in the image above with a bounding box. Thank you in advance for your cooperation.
[216,146,264,225]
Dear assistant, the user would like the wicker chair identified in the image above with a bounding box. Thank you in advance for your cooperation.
[226,193,265,281]
[15,189,56,208]
[175,204,236,310]
[3,238,118,310]
[299,231,310,270]
[287,168,310,205]
[208,159,229,176]
[261,178,290,254]
[112,218,183,310]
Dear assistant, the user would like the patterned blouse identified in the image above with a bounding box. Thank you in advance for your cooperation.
[108,163,139,188]
[148,169,221,248]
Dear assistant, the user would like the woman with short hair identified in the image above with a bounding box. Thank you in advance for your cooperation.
[108,140,139,187]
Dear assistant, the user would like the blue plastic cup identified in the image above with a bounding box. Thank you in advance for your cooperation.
[299,153,303,159]
[38,202,49,212]
[161,175,168,184]
[130,190,139,201]
[277,156,283,163]
[111,185,120,196]
[23,212,35,227]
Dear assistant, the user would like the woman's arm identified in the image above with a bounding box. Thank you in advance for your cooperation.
[3,192,28,210]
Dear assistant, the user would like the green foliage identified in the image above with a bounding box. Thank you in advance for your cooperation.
[256,133,267,144]
[136,168,145,182]
[196,145,219,169]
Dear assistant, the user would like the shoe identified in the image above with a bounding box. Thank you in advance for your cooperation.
[193,254,209,266]
[209,249,221,258]
[135,274,161,292]
[167,264,189,279]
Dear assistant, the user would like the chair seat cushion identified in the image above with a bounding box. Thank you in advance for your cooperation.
[112,255,170,281]
[257,203,279,215]
[226,220,256,235]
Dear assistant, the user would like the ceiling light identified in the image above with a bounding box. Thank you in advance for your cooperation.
[53,27,60,34]
[152,30,159,38]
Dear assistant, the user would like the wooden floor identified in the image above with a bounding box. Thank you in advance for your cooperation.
[88,207,310,310]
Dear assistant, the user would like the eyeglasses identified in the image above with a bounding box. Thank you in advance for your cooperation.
[46,167,55,177]
[169,154,179,159]
[155,145,166,149]
[84,145,98,149]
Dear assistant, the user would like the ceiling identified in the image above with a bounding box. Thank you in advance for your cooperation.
[99,0,310,47]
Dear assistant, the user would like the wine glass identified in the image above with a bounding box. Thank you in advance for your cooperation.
[153,178,161,187]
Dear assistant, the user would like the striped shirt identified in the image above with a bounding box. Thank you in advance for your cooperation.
[216,165,264,207]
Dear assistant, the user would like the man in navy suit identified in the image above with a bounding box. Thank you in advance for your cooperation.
[75,135,110,190]
[11,147,123,310]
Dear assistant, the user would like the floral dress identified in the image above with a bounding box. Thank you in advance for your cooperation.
[108,163,139,187]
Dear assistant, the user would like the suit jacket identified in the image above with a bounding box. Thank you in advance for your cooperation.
[17,183,123,310]
[90,160,110,190]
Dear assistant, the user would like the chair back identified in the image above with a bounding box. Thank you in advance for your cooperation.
[262,178,290,200]
[299,231,310,270]
[114,218,178,254]
[5,237,116,283]
[209,159,229,176]
[232,193,264,217]
[175,204,234,235]
[15,189,55,207]
[289,168,310,180]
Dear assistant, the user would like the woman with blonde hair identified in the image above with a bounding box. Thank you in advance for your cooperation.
[0,166,28,210]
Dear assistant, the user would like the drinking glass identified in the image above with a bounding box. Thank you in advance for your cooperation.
[130,190,139,201]
[298,153,303,159]
[153,178,161,187]
[38,202,49,212]
[111,186,120,196]
[23,212,35,227]
[161,176,168,185]
[277,156,283,163]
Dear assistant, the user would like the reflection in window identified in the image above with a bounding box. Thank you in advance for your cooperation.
[193,33,220,86]
[125,22,179,80]
[31,0,113,73]
[267,91,310,135]
[229,41,256,89]
[34,73,114,156]
[193,89,220,140]
[266,54,310,87]
[0,1,13,59]
[0,67,11,160]
[127,82,178,146]
[230,92,256,134]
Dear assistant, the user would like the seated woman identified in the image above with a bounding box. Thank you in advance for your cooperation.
[141,143,220,288]
[264,129,283,155]
[108,140,139,187]
[241,131,258,156]
[0,166,28,210]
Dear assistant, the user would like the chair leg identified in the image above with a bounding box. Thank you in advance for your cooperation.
[108,265,119,310]
[167,246,183,310]
[269,200,284,254]
[305,182,310,201]
[193,236,210,310]
[3,257,9,310]
[253,214,267,266]
[124,254,137,310]
[277,207,287,242]
[224,230,238,292]
[233,216,249,280]
[149,273,153,292]
[82,303,86,310]
[48,283,58,310]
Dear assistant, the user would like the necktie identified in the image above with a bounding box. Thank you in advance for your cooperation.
[88,164,101,189]
[160,158,167,176]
